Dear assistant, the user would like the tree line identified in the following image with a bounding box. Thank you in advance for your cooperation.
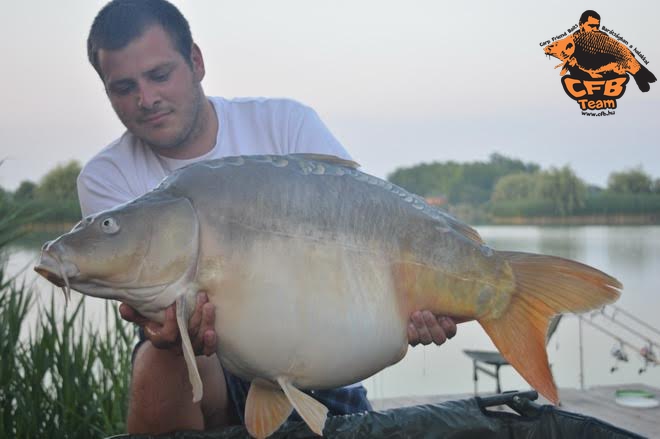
[0,161,82,223]
[388,153,660,219]
[2,155,660,224]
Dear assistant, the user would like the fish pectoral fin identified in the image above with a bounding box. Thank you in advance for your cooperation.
[175,295,203,403]
[245,378,293,439]
[276,377,328,437]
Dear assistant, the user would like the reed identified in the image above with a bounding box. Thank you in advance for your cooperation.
[0,212,133,438]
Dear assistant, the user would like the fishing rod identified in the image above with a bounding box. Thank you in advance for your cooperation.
[609,305,660,338]
[592,306,660,350]
[579,316,659,367]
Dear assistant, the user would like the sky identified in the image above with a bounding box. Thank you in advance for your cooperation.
[1,0,659,191]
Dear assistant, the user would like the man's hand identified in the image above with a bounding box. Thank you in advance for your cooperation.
[119,293,217,356]
[407,311,457,346]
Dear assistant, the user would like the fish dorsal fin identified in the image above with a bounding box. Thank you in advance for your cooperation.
[289,153,360,169]
[433,210,483,245]
[277,377,328,436]
[449,217,484,245]
[245,378,294,439]
[176,294,203,402]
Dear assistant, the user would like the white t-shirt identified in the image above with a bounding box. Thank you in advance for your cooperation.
[77,97,351,217]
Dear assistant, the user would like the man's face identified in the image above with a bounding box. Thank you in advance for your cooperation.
[580,16,600,33]
[98,25,205,151]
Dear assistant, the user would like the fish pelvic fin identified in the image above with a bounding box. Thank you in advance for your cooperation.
[245,378,293,439]
[480,251,621,405]
[277,377,328,437]
[175,295,204,403]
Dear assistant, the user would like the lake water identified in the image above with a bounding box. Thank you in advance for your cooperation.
[4,226,660,401]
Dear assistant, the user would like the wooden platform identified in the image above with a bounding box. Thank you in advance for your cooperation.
[371,384,659,438]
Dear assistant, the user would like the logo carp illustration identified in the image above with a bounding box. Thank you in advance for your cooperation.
[543,10,656,114]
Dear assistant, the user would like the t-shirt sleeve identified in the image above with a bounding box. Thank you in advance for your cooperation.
[287,102,353,161]
[77,160,135,218]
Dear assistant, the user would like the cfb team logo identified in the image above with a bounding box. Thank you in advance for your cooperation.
[541,10,656,116]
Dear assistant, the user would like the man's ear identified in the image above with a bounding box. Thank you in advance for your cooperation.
[191,43,205,82]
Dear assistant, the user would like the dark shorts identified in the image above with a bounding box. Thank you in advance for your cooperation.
[133,328,372,424]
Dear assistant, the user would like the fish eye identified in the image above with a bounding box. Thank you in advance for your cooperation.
[100,217,120,234]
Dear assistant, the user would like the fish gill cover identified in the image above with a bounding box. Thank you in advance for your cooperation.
[541,10,656,116]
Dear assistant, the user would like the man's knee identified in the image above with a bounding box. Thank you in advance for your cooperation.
[127,343,230,433]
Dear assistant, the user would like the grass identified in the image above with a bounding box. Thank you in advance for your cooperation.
[0,212,134,438]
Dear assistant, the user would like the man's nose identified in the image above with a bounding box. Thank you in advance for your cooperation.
[137,84,161,109]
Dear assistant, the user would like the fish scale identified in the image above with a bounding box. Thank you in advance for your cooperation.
[573,31,638,72]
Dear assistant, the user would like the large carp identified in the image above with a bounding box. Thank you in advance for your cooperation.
[35,154,621,438]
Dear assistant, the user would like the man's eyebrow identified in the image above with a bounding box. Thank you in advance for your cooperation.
[107,77,135,90]
[145,62,176,75]
[105,62,177,89]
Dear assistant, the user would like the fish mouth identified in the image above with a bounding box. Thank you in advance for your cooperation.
[34,251,80,302]
[34,265,67,287]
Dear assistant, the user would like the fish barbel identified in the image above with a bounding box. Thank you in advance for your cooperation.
[35,154,621,438]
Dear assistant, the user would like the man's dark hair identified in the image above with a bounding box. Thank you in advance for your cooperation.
[579,10,600,25]
[87,0,193,79]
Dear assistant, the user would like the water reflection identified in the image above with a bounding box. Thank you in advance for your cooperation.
[606,226,655,273]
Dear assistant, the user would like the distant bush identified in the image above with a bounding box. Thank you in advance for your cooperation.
[490,193,660,218]
[489,198,556,217]
[579,193,660,215]
[607,167,653,194]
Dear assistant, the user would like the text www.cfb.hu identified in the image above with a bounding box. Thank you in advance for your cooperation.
[581,110,616,117]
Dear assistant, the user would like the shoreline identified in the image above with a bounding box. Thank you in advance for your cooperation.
[490,214,659,226]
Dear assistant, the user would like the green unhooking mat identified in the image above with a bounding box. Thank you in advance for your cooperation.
[108,391,644,439]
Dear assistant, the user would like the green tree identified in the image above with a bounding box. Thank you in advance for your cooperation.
[387,153,540,205]
[488,152,540,175]
[13,180,37,202]
[653,178,660,194]
[491,173,539,202]
[0,186,10,206]
[607,167,652,194]
[35,161,81,201]
[537,166,587,215]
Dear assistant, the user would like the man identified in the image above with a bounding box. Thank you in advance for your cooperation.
[80,0,457,434]
[578,10,600,33]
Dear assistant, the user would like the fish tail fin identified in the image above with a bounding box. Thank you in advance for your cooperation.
[632,64,657,92]
[479,251,621,404]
